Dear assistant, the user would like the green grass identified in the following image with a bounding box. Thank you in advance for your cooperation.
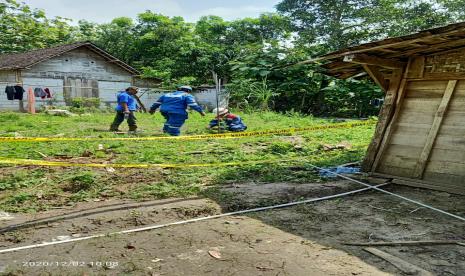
[0,111,376,213]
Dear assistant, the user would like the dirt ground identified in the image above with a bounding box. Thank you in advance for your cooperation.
[0,180,464,276]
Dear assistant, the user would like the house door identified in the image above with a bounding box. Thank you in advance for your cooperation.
[64,78,98,105]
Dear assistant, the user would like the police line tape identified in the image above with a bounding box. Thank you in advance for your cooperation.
[0,157,302,169]
[0,120,376,142]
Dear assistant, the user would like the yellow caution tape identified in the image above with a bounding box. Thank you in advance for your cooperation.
[0,157,299,169]
[0,120,376,142]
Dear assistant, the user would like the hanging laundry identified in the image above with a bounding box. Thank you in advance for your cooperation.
[5,86,15,100]
[34,87,47,98]
[27,87,36,114]
[44,88,52,98]
[13,85,25,100]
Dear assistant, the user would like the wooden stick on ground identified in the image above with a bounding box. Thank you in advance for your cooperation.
[364,247,433,276]
[345,240,464,246]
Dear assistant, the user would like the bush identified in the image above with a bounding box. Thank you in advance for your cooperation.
[71,97,101,108]
[63,172,97,192]
[268,141,294,154]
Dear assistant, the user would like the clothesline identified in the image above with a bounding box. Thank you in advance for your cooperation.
[0,82,222,93]
[0,84,159,92]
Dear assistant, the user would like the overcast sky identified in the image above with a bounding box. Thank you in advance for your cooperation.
[22,0,281,24]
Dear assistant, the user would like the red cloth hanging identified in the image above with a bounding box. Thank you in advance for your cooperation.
[27,87,36,114]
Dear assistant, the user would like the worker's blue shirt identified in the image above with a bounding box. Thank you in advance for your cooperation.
[150,91,203,115]
[209,114,247,131]
[115,91,137,111]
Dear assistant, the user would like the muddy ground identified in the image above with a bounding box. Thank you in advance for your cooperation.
[0,180,464,275]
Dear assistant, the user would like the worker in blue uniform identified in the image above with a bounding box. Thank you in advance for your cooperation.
[110,86,139,132]
[149,86,205,136]
[208,108,247,132]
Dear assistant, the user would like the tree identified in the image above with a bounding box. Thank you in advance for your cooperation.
[0,0,73,53]
[276,0,459,52]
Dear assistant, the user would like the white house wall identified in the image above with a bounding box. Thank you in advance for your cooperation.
[138,88,229,112]
[98,81,131,108]
[0,70,21,110]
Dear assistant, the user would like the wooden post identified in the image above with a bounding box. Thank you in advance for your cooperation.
[371,77,409,172]
[361,68,404,172]
[412,80,457,178]
[370,58,414,172]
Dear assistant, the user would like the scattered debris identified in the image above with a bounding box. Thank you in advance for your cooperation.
[208,250,222,259]
[364,247,433,276]
[81,150,93,157]
[45,109,77,117]
[0,212,14,221]
[13,132,23,138]
[320,141,352,151]
[256,264,274,271]
[151,258,163,263]
[319,166,360,178]
[125,243,136,250]
[52,235,72,242]
[106,167,116,173]
[34,150,48,158]
[53,154,73,159]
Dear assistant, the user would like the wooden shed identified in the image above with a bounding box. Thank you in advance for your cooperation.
[312,22,465,194]
[0,42,159,110]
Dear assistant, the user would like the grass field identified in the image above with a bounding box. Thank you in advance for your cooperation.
[0,111,376,213]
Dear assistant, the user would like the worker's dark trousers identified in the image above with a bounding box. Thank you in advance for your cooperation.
[110,111,137,131]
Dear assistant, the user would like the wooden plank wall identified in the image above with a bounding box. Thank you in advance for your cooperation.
[376,80,445,177]
[423,80,465,187]
[371,53,465,194]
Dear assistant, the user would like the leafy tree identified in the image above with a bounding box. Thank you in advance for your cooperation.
[276,0,459,51]
[92,17,137,64]
[0,0,73,53]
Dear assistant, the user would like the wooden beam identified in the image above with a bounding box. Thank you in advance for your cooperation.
[346,240,464,246]
[392,177,465,195]
[371,77,408,171]
[338,70,361,79]
[364,248,434,276]
[371,58,413,172]
[343,54,406,69]
[423,72,465,80]
[362,65,388,91]
[361,68,404,172]
[406,56,425,79]
[412,80,457,179]
[387,39,465,58]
